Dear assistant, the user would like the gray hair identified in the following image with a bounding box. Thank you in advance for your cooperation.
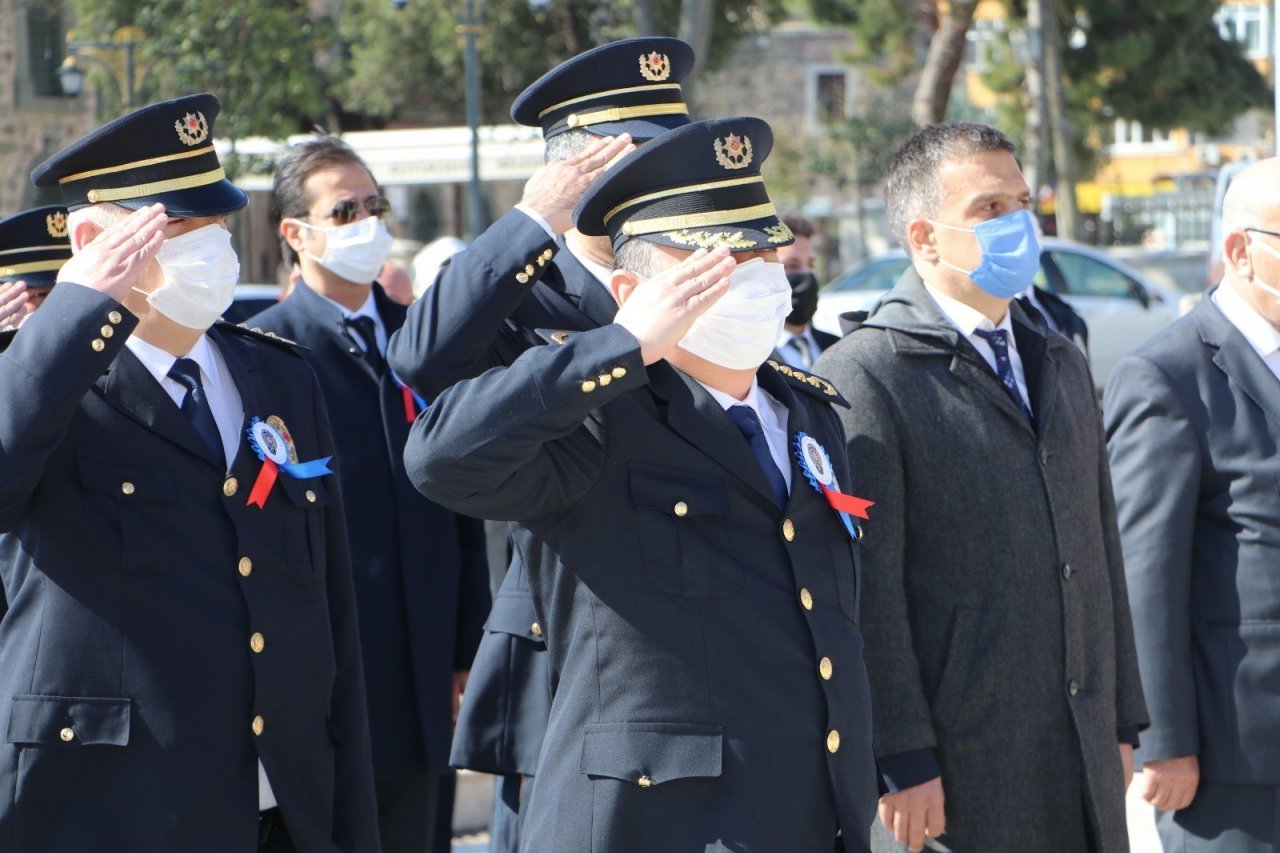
[884,122,1017,253]
[544,129,601,164]
[614,238,661,278]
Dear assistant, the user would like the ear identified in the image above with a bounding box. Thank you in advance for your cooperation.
[609,268,640,307]
[280,218,307,255]
[69,218,102,253]
[907,218,937,261]
[1224,230,1251,277]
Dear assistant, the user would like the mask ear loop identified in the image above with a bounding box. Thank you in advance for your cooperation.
[1245,233,1280,303]
[925,220,977,277]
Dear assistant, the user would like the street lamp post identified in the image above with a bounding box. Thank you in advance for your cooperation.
[459,0,487,239]
[57,25,146,109]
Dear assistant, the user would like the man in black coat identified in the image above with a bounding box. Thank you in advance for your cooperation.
[248,136,490,853]
[1106,155,1280,852]
[0,94,379,852]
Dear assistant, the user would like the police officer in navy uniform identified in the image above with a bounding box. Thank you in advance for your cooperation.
[0,94,379,852]
[403,116,879,852]
[385,37,695,850]
[246,135,490,853]
[0,205,72,331]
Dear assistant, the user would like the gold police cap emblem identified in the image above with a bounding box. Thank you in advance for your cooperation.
[714,133,753,170]
[46,211,68,239]
[639,51,671,82]
[175,111,210,146]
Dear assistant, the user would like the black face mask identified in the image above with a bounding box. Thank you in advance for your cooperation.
[786,272,820,327]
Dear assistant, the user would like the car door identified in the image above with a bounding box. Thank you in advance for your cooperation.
[1041,248,1171,389]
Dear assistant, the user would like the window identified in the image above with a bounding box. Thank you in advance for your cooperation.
[1047,251,1140,300]
[815,73,846,125]
[1109,118,1170,150]
[26,7,64,98]
[1215,3,1270,59]
[965,18,1006,71]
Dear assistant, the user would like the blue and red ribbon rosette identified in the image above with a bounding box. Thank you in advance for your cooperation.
[794,431,874,540]
[245,416,332,509]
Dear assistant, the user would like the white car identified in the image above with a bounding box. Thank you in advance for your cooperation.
[813,239,1185,391]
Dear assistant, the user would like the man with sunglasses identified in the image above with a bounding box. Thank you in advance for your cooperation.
[1106,156,1280,852]
[385,37,695,852]
[247,136,490,853]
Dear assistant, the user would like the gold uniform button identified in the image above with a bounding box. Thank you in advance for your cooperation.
[108,310,123,325]
[581,379,596,393]
[827,729,841,754]
[120,481,135,496]
[91,339,105,352]
[524,264,535,276]
[100,325,114,338]
[611,366,627,379]
[305,490,317,503]
[637,775,652,788]
[238,557,253,577]
[516,272,530,284]
[799,587,813,611]
[819,657,833,680]
[530,622,543,637]
[250,632,265,654]
[598,373,611,386]
[673,501,688,517]
[541,249,554,261]
[251,715,264,736]
[782,518,796,541]
[223,477,238,497]
[59,727,75,743]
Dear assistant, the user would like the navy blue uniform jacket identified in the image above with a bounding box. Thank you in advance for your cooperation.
[387,209,616,778]
[248,282,489,779]
[0,283,379,852]
[403,322,879,852]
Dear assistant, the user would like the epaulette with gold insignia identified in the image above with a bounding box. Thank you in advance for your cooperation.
[219,321,309,353]
[535,328,574,346]
[765,359,849,408]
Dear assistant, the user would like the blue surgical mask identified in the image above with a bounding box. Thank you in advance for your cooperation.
[930,208,1042,299]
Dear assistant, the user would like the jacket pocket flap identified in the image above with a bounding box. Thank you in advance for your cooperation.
[581,722,723,786]
[484,592,545,643]
[78,453,176,503]
[628,463,731,517]
[8,695,131,746]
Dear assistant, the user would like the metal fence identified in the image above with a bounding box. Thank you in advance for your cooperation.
[1097,189,1215,248]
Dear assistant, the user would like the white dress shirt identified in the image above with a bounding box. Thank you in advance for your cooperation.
[1213,279,1280,381]
[698,379,793,493]
[774,327,822,370]
[122,332,278,811]
[322,289,387,355]
[924,282,1033,414]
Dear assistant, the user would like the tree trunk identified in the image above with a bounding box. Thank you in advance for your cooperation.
[678,0,714,95]
[1022,0,1048,212]
[634,0,657,37]
[1042,0,1079,240]
[911,0,979,126]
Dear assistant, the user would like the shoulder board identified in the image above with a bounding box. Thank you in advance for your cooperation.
[0,328,14,353]
[534,328,574,346]
[765,359,849,408]
[218,321,309,353]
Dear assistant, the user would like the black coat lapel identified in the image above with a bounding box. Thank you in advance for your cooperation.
[1010,301,1057,437]
[99,346,226,468]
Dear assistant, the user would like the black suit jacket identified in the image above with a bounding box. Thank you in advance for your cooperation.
[1106,288,1280,784]
[0,283,378,852]
[248,282,489,779]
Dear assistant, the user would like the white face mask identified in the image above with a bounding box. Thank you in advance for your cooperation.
[1247,232,1280,302]
[678,257,793,370]
[135,224,240,330]
[292,216,393,285]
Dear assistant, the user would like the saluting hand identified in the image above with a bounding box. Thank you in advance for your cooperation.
[0,282,28,330]
[614,247,735,366]
[878,776,946,853]
[520,134,634,235]
[57,203,168,303]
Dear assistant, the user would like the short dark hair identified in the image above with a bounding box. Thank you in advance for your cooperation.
[884,122,1016,253]
[271,136,376,265]
[781,214,815,240]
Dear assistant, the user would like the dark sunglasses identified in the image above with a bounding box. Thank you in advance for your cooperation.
[314,195,392,226]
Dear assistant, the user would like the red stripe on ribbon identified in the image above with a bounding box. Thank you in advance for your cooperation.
[401,385,416,423]
[247,459,279,509]
[820,483,874,520]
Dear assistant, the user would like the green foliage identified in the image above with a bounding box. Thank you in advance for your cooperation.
[805,0,916,85]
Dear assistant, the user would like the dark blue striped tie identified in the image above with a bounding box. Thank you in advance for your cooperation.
[727,405,789,507]
[167,357,223,460]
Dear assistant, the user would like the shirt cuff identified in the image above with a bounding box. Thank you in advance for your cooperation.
[878,747,942,793]
[514,204,556,239]
[1118,726,1140,748]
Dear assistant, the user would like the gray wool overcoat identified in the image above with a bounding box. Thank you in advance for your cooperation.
[813,269,1148,852]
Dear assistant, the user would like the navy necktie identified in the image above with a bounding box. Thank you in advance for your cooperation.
[167,357,224,460]
[727,405,789,507]
[973,328,1033,422]
[344,316,384,373]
